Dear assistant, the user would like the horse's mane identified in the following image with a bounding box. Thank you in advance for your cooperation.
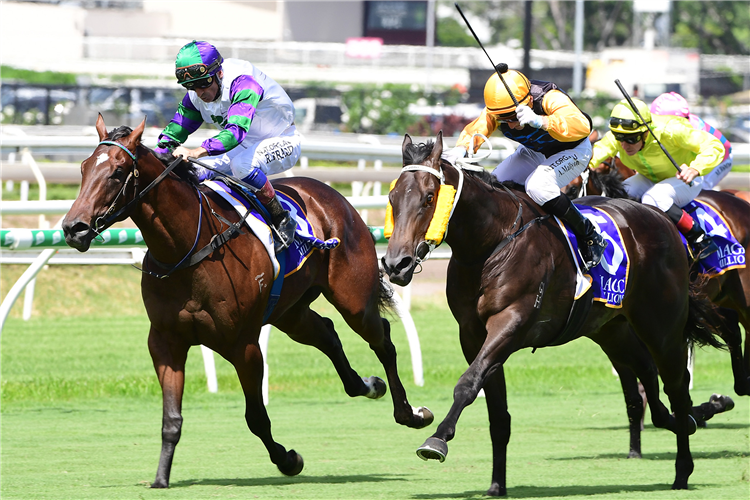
[107,125,200,185]
[403,138,524,193]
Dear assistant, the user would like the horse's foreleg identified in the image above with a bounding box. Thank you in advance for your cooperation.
[233,342,304,477]
[418,320,517,466]
[148,328,189,489]
[483,366,510,497]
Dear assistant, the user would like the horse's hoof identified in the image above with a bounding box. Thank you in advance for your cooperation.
[416,406,435,428]
[364,376,387,399]
[150,482,168,489]
[671,480,689,490]
[628,450,642,459]
[710,393,735,413]
[486,483,506,497]
[277,449,304,476]
[416,437,448,462]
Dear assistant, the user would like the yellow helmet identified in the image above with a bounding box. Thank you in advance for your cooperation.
[484,68,531,115]
[609,98,651,134]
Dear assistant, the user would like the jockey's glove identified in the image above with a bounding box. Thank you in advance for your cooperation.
[441,145,468,165]
[516,105,544,129]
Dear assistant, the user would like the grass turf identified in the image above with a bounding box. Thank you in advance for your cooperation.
[2,295,748,499]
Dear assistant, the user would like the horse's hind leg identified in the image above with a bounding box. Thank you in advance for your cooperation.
[276,302,380,398]
[276,300,432,429]
[324,274,432,429]
[231,341,304,476]
[591,323,675,435]
[148,327,189,488]
[629,315,695,489]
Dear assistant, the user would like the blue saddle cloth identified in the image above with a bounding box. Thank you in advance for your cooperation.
[560,206,630,308]
[682,199,746,276]
[208,180,340,322]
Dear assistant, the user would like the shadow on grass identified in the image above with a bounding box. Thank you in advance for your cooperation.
[589,422,750,431]
[168,473,408,488]
[412,483,675,499]
[552,450,748,461]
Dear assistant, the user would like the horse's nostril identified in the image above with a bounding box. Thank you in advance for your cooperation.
[64,221,91,241]
[395,256,414,273]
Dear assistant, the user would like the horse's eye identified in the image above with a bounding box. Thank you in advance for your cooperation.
[425,193,435,206]
[110,168,125,181]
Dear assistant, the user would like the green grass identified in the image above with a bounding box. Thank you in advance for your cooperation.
[1,266,749,499]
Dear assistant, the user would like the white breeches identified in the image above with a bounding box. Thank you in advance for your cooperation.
[197,126,302,179]
[491,139,592,206]
[623,174,703,211]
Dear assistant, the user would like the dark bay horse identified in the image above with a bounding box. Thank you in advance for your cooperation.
[62,115,433,488]
[381,131,725,495]
[566,170,750,397]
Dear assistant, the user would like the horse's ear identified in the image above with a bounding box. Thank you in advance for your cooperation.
[125,117,147,148]
[95,113,108,141]
[402,133,412,158]
[429,130,444,168]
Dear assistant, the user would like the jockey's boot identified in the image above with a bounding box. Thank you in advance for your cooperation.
[543,195,607,271]
[248,176,296,253]
[264,194,297,253]
[665,204,719,260]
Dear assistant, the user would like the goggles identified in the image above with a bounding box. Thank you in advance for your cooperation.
[182,76,214,90]
[613,132,643,144]
[609,116,643,131]
[176,60,221,86]
[495,111,518,123]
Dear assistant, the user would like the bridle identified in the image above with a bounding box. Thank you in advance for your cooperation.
[93,140,183,235]
[396,154,549,265]
[92,140,249,279]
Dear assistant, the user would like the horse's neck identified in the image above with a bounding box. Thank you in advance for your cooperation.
[130,160,201,262]
[445,170,519,260]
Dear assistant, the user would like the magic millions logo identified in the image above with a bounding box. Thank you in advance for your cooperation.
[717,242,746,268]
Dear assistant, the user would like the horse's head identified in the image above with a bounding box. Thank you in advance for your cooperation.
[381,131,447,286]
[62,114,146,251]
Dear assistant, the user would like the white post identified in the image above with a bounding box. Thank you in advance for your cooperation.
[200,345,218,393]
[22,278,36,321]
[259,324,272,405]
[389,289,424,387]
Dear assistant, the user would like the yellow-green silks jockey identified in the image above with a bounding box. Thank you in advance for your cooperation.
[589,115,723,182]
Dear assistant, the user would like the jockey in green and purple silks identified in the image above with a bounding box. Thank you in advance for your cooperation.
[155,40,299,252]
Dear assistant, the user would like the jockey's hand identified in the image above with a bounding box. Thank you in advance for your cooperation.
[516,105,545,129]
[441,145,468,165]
[677,165,699,184]
[173,146,208,161]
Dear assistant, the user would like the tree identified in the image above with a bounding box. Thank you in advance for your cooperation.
[437,1,748,55]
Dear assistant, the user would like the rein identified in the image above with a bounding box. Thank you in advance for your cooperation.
[93,140,250,279]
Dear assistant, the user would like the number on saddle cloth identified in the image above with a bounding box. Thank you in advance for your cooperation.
[683,200,747,275]
[558,205,630,309]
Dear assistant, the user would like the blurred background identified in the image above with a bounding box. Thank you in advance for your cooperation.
[1,0,748,140]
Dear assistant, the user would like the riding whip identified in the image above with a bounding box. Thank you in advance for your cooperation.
[455,2,518,106]
[614,79,682,175]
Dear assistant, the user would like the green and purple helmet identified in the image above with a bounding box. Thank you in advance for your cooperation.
[174,41,223,89]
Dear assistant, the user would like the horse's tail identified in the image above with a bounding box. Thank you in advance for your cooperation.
[685,273,727,350]
[377,267,398,316]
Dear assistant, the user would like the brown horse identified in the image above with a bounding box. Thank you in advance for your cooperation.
[62,115,433,488]
[381,131,725,495]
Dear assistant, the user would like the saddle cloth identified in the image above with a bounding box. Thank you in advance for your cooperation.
[683,199,746,276]
[558,206,630,309]
[203,180,340,280]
